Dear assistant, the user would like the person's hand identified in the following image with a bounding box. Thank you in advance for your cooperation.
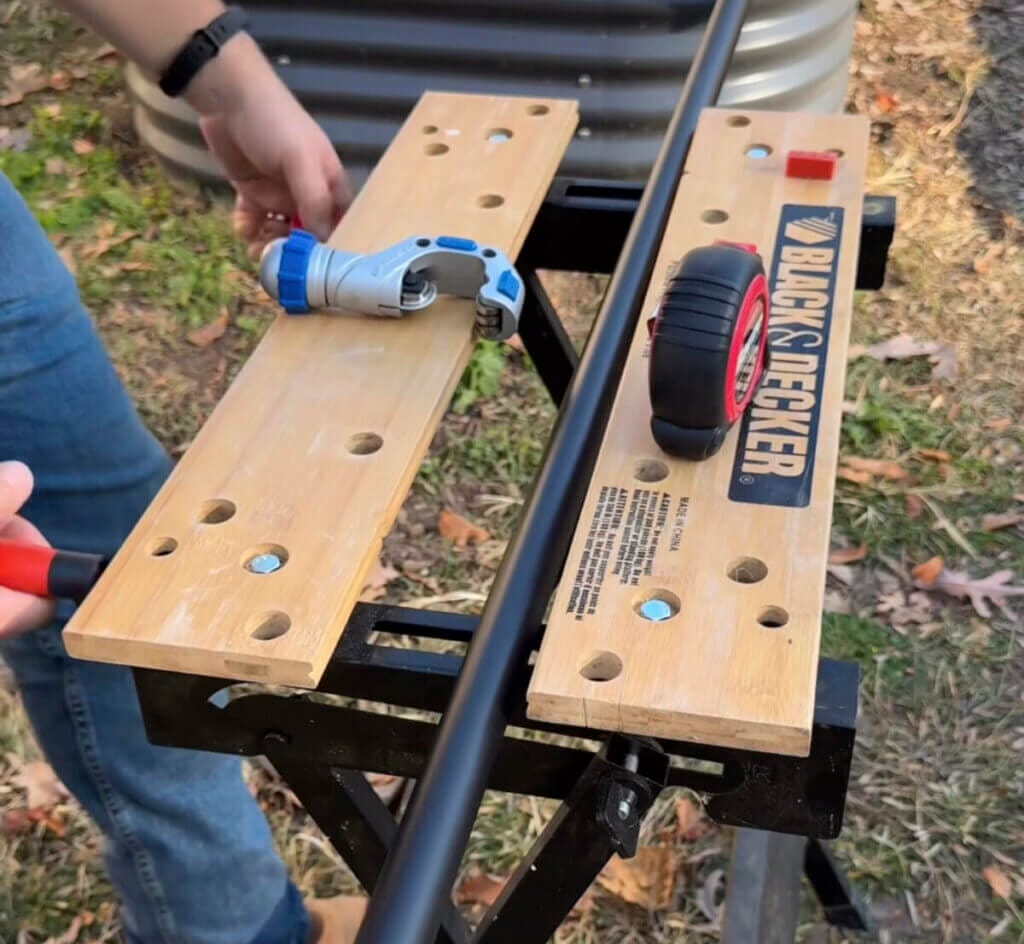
[186,33,353,259]
[0,461,55,639]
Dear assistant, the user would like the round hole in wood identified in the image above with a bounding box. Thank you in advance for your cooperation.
[249,611,292,641]
[727,557,768,584]
[580,651,623,682]
[423,124,439,134]
[425,142,449,156]
[487,127,513,142]
[727,114,751,127]
[633,588,681,622]
[199,499,236,524]
[347,432,383,455]
[746,143,772,158]
[243,544,289,574]
[477,193,505,209]
[527,104,549,116]
[148,537,177,557]
[633,458,669,483]
[758,606,790,629]
[701,209,729,224]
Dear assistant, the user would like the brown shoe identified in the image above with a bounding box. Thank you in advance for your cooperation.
[305,895,367,944]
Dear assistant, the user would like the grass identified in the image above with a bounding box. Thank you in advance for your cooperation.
[2,0,1024,940]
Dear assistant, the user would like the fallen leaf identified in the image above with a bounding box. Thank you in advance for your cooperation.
[360,559,400,601]
[876,90,899,112]
[597,847,678,909]
[948,403,962,422]
[12,761,69,810]
[912,556,945,588]
[80,229,138,261]
[838,467,873,485]
[0,125,32,152]
[49,71,72,91]
[187,310,229,348]
[829,544,868,565]
[842,456,908,481]
[982,513,1024,532]
[92,43,119,60]
[439,509,490,546]
[41,103,62,119]
[905,494,925,518]
[0,63,48,107]
[851,333,958,381]
[2,809,34,836]
[914,563,1024,619]
[983,865,1012,900]
[42,910,94,944]
[28,807,66,837]
[45,157,67,174]
[675,796,711,842]
[918,448,952,463]
[456,872,507,908]
[111,260,155,273]
[71,138,95,155]
[985,418,1012,432]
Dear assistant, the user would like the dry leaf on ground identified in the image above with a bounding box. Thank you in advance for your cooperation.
[838,467,874,485]
[982,512,1023,532]
[12,760,70,810]
[848,333,958,380]
[918,448,952,462]
[597,846,678,910]
[905,494,925,518]
[81,229,138,261]
[675,796,712,842]
[0,63,49,107]
[92,42,119,60]
[71,138,95,155]
[49,71,72,91]
[187,310,229,348]
[829,544,868,565]
[985,418,1012,432]
[983,865,1012,900]
[0,126,32,152]
[913,559,1024,619]
[456,871,507,908]
[360,559,400,602]
[439,509,490,546]
[840,456,908,481]
[912,556,945,587]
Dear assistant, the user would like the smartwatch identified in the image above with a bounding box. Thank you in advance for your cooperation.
[159,6,250,98]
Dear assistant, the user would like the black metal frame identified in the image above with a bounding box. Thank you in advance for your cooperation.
[129,1,896,938]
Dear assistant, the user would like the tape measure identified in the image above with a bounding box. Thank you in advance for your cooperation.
[648,242,771,460]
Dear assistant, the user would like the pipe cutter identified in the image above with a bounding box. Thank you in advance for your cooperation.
[259,231,524,341]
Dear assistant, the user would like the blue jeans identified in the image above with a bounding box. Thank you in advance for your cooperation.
[0,172,311,943]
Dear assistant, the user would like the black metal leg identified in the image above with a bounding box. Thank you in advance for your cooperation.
[720,829,807,944]
[516,269,580,406]
[266,747,473,944]
[804,838,872,932]
[474,736,669,944]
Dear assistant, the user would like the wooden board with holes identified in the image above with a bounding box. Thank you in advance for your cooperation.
[526,108,870,757]
[62,92,578,687]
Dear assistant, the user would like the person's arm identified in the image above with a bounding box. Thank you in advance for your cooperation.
[53,0,352,251]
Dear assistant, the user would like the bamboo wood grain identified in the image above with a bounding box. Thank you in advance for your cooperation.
[527,108,870,757]
[63,92,578,687]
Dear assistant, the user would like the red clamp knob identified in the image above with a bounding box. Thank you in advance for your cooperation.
[785,150,838,181]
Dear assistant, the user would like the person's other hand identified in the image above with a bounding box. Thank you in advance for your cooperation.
[0,461,55,639]
[187,34,353,259]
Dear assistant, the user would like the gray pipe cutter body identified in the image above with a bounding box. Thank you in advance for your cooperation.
[259,231,524,342]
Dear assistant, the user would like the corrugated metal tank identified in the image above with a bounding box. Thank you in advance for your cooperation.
[128,0,858,188]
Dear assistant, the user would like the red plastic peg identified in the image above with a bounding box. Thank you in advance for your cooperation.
[785,150,838,181]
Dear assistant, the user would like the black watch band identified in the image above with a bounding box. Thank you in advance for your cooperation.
[159,6,250,99]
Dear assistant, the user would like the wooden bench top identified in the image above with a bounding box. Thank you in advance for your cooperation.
[63,92,579,687]
[526,107,870,757]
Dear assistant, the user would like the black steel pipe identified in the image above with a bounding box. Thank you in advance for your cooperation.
[354,2,750,941]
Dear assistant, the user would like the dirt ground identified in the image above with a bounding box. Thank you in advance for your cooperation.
[1,0,1023,941]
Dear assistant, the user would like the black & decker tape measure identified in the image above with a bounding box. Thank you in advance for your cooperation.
[648,242,770,460]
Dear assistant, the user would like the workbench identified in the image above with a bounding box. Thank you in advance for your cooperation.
[61,0,895,938]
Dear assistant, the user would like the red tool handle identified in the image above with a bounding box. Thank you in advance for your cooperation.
[0,541,106,602]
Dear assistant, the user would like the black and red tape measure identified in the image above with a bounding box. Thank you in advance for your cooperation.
[647,242,770,460]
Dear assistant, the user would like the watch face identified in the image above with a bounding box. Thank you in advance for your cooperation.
[734,298,765,404]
